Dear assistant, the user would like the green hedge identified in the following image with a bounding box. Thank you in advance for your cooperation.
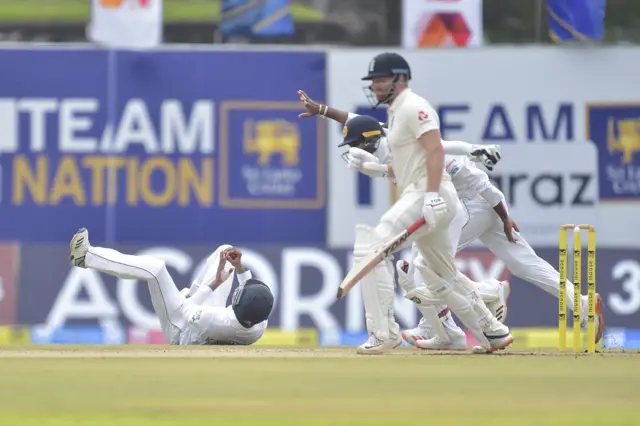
[0,0,325,22]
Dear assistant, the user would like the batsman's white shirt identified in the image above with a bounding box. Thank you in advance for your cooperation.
[385,88,451,195]
[377,143,504,250]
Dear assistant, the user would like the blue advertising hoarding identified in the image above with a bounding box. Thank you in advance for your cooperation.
[0,48,326,245]
[586,103,640,201]
[16,244,640,332]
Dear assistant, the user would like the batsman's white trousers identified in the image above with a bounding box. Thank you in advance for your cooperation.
[379,178,460,280]
[408,198,469,280]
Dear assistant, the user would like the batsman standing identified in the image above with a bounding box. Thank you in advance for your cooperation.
[339,52,512,354]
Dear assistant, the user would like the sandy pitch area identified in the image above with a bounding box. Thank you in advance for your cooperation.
[0,346,636,358]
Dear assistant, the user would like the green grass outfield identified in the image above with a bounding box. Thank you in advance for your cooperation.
[0,0,324,22]
[0,346,639,426]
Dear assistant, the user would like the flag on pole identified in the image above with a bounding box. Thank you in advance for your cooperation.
[220,0,294,38]
[547,0,606,43]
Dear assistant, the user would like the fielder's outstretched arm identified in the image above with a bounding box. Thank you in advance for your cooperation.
[446,156,520,243]
[298,90,351,124]
[298,90,500,160]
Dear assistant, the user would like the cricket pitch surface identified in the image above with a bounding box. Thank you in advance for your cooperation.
[1,346,638,426]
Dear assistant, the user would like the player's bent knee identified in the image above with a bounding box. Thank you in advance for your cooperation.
[142,256,168,278]
[414,256,454,297]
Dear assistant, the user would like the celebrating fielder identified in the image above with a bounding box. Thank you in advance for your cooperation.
[69,228,274,345]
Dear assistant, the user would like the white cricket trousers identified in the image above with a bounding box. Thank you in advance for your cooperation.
[378,179,459,279]
[458,196,577,310]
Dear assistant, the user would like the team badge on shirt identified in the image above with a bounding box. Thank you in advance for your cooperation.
[446,159,461,177]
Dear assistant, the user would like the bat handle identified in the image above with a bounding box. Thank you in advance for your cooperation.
[407,217,426,234]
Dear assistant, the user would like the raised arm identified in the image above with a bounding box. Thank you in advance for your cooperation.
[223,248,253,289]
[298,89,350,124]
[186,249,235,305]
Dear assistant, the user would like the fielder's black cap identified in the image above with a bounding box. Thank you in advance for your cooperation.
[338,115,384,148]
[362,52,411,81]
[232,278,274,328]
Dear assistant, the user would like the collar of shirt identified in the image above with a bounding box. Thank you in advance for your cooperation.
[388,88,412,114]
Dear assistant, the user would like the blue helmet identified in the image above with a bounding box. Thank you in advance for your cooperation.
[362,52,411,108]
[361,52,411,81]
[232,278,274,328]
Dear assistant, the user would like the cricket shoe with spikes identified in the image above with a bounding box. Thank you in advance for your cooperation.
[414,334,467,351]
[471,330,515,354]
[401,320,430,346]
[357,333,402,355]
[402,318,467,350]
[69,228,90,268]
[486,280,511,323]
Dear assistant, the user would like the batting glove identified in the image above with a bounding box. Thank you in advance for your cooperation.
[470,144,502,171]
[422,192,448,231]
[345,147,389,178]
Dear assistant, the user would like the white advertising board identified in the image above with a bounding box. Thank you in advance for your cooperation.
[326,46,640,248]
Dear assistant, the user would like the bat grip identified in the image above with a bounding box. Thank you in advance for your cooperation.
[407,217,426,234]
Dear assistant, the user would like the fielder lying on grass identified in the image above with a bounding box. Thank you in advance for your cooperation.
[69,228,273,345]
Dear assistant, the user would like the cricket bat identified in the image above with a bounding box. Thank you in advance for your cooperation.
[336,217,426,299]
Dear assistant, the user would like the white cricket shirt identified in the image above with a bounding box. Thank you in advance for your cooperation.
[386,88,451,195]
[179,270,268,345]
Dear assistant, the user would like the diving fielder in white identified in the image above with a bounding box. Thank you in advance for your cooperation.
[69,228,273,345]
[305,52,513,354]
[333,115,605,350]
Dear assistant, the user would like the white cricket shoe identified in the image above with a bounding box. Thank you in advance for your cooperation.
[486,280,511,323]
[356,334,401,355]
[414,335,467,351]
[472,326,515,354]
[401,322,431,346]
[69,228,90,268]
[402,324,467,350]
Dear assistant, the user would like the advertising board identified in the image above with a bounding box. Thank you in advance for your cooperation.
[0,48,327,245]
[326,47,640,248]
